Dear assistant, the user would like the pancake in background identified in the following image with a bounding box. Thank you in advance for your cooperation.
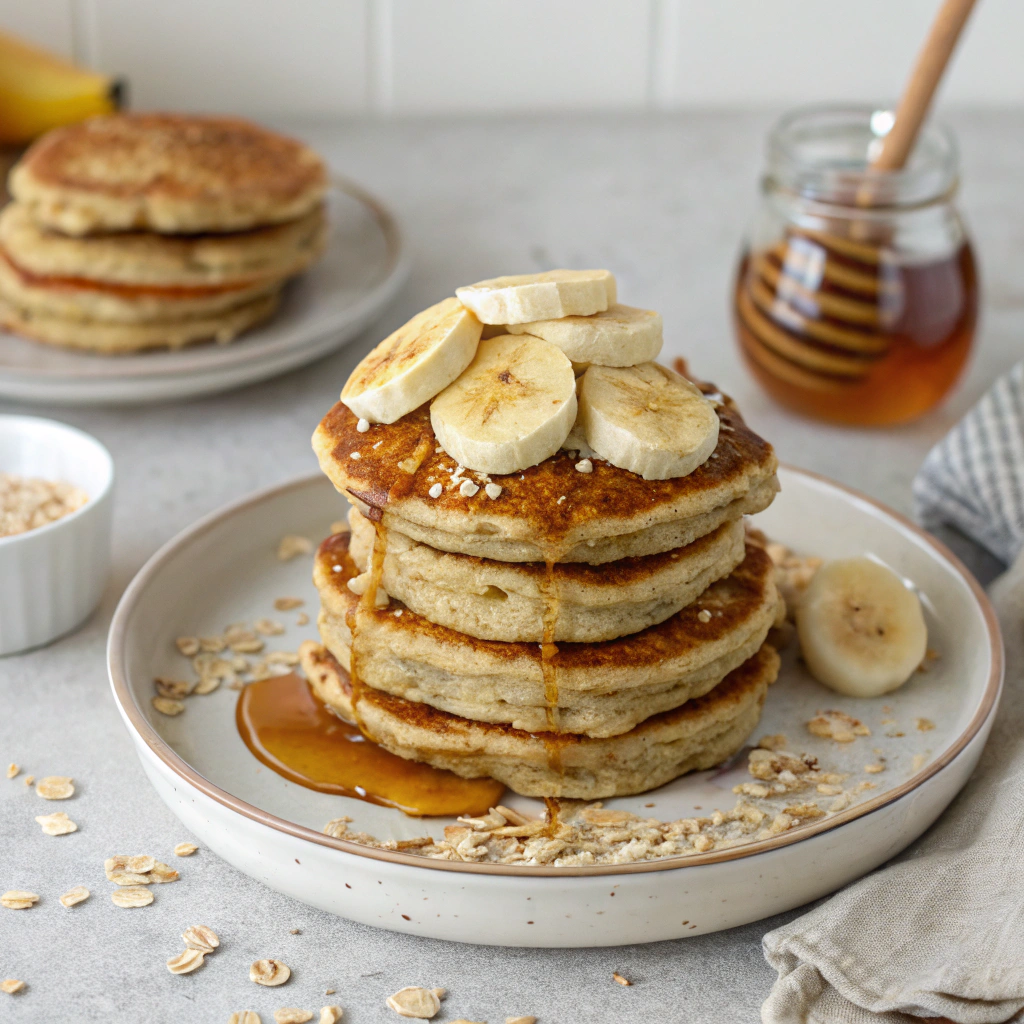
[10,113,327,235]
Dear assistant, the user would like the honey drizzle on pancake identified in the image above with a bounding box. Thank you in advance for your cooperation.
[236,671,504,817]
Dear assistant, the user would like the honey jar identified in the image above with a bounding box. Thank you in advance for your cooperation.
[733,105,978,426]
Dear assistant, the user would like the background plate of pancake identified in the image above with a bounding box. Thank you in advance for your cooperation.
[107,466,999,945]
[0,114,408,405]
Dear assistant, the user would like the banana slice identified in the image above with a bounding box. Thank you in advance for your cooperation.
[576,362,719,480]
[341,297,482,424]
[796,558,927,697]
[507,304,663,367]
[430,334,577,474]
[455,269,616,325]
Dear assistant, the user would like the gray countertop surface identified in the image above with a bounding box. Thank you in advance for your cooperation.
[0,110,1018,1023]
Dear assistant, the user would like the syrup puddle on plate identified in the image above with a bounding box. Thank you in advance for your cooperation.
[236,672,504,817]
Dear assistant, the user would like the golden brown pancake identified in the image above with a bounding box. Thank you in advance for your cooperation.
[313,530,782,738]
[0,201,327,287]
[0,248,277,323]
[300,639,777,800]
[313,384,779,564]
[0,289,279,353]
[10,113,328,235]
[347,505,747,643]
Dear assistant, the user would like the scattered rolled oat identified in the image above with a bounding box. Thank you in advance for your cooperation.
[104,855,178,886]
[23,775,33,787]
[911,753,928,771]
[183,925,220,953]
[230,1014,262,1024]
[386,987,444,1019]
[319,1008,342,1024]
[915,717,935,732]
[251,959,291,987]
[176,636,201,656]
[612,972,632,986]
[256,618,285,637]
[278,535,313,560]
[1,891,38,910]
[757,734,789,752]
[59,886,90,907]
[864,763,885,774]
[175,842,199,857]
[296,612,310,626]
[6,763,18,779]
[274,1010,313,1024]
[167,948,205,974]
[111,887,154,908]
[275,597,304,611]
[806,710,870,743]
[152,696,186,716]
[35,811,77,836]
[1,979,25,994]
[506,1018,536,1024]
[155,677,195,700]
[36,775,74,800]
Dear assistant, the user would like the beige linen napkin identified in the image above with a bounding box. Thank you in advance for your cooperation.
[760,549,1024,1024]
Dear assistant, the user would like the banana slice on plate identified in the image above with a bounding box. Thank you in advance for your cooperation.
[341,297,482,424]
[430,333,577,475]
[507,304,663,367]
[455,269,616,325]
[796,558,928,697]
[576,362,719,480]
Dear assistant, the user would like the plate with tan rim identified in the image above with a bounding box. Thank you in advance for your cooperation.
[0,177,409,406]
[107,466,1002,947]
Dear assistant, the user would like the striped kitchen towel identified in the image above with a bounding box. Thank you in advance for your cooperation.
[913,360,1024,565]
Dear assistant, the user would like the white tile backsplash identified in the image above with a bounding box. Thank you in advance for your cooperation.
[77,0,368,117]
[383,0,653,113]
[0,0,1020,115]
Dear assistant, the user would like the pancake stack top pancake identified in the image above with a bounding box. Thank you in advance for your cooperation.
[0,113,328,354]
[302,270,783,800]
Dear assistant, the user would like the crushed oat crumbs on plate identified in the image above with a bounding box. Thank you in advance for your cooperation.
[277,535,313,560]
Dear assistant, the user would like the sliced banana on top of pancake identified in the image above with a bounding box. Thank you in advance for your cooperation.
[507,304,663,367]
[796,558,927,698]
[341,297,482,424]
[430,333,577,475]
[576,362,719,480]
[455,269,616,325]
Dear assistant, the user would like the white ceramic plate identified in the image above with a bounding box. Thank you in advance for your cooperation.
[107,468,1002,947]
[0,178,409,406]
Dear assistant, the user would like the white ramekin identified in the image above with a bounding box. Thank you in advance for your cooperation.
[0,415,114,656]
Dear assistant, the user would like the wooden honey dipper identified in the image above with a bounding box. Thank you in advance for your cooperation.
[737,0,979,394]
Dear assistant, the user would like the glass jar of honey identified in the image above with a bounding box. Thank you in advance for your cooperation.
[733,105,978,426]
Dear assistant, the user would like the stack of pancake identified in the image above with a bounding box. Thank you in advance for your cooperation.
[0,113,327,353]
[301,272,782,800]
